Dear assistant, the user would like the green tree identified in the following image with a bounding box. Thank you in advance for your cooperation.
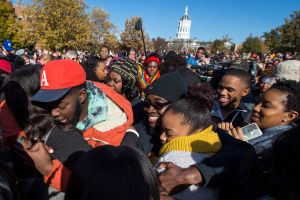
[211,39,226,54]
[102,34,120,52]
[264,10,300,53]
[90,7,117,51]
[241,34,263,53]
[0,0,23,48]
[22,0,93,51]
[263,28,281,53]
[14,3,37,49]
[280,11,300,52]
[120,16,151,52]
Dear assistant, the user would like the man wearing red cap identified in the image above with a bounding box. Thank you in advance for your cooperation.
[32,59,134,147]
[30,59,134,191]
[138,54,161,91]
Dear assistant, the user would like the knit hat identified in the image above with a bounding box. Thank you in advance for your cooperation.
[145,55,160,65]
[272,60,300,82]
[110,57,138,84]
[146,71,187,102]
[0,60,12,74]
[32,59,86,102]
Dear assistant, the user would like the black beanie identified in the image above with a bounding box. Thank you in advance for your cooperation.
[146,71,187,102]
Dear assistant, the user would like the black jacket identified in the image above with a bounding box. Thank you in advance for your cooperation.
[45,126,92,170]
[212,102,252,128]
[194,129,256,187]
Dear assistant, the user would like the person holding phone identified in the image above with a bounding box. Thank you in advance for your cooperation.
[212,69,252,128]
[222,80,300,153]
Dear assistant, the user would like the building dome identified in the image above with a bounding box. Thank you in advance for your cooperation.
[176,6,191,40]
[179,14,190,21]
[179,6,191,21]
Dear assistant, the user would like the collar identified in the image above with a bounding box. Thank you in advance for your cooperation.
[211,102,224,120]
[211,101,249,121]
[76,81,108,131]
[262,124,294,135]
[249,124,295,152]
[159,125,221,156]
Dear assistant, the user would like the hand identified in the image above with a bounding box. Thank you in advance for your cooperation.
[16,139,53,176]
[228,127,245,141]
[218,122,234,131]
[158,162,202,194]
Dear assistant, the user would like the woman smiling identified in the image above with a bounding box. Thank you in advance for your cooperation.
[227,80,300,153]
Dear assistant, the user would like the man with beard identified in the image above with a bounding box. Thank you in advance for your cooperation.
[32,59,134,147]
[211,69,252,128]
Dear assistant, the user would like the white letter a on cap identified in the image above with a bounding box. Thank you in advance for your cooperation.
[41,70,49,86]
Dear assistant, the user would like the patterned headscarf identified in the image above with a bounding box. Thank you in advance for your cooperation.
[109,57,138,84]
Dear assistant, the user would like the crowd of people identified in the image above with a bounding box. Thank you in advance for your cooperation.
[1,38,300,200]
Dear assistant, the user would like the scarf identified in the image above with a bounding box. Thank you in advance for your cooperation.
[249,124,294,153]
[76,81,108,131]
[139,69,160,90]
[159,125,222,156]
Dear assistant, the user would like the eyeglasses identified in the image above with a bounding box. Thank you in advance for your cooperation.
[143,99,171,110]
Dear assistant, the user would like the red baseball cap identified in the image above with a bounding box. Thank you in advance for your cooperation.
[0,59,12,74]
[32,59,86,102]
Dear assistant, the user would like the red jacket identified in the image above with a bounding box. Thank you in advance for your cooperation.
[83,82,133,147]
[45,82,133,191]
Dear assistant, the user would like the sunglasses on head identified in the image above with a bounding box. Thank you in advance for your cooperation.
[142,99,171,110]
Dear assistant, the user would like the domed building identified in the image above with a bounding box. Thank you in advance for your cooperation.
[176,6,191,40]
[168,6,205,52]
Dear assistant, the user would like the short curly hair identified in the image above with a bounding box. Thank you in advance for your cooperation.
[270,79,300,115]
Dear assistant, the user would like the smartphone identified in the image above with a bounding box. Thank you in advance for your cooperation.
[242,123,263,141]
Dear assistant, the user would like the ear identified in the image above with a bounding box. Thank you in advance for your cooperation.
[78,89,88,104]
[286,110,299,122]
[241,87,250,97]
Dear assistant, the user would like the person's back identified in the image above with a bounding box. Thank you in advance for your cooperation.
[220,125,300,200]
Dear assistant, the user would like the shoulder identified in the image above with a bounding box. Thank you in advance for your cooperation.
[46,126,91,153]
[159,151,209,168]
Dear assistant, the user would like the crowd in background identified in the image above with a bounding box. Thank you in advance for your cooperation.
[1,38,300,200]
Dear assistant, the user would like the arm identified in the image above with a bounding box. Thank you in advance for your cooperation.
[194,129,255,187]
[158,129,255,193]
[19,127,92,191]
[158,162,202,194]
[120,129,141,149]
